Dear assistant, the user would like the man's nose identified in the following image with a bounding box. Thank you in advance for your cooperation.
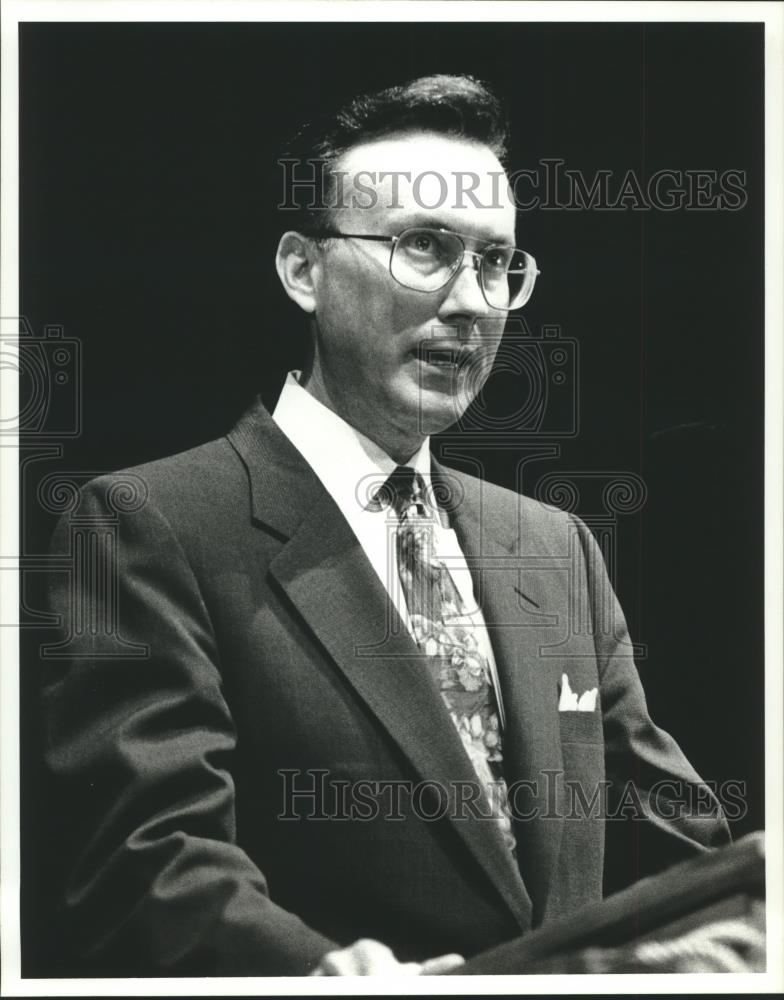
[437,254,492,319]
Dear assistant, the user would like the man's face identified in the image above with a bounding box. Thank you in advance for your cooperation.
[307,132,517,451]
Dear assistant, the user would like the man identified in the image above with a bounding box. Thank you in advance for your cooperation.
[42,75,730,976]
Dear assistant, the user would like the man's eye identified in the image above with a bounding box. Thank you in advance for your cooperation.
[412,235,435,254]
[399,231,446,259]
[485,249,510,270]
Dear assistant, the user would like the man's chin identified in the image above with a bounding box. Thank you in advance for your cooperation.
[409,390,471,436]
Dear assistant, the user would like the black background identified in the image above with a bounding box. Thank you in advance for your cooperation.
[19,21,764,974]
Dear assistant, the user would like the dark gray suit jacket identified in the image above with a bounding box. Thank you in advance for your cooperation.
[42,396,730,975]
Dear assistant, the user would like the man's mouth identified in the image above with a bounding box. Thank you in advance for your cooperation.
[418,345,477,369]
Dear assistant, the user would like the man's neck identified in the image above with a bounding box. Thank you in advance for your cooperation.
[298,370,425,466]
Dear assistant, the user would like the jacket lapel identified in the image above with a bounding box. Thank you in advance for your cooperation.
[227,399,533,929]
[432,459,566,925]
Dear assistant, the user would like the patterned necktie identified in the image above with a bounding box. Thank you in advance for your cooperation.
[386,465,517,855]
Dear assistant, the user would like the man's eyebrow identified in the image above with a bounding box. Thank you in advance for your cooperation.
[386,213,514,246]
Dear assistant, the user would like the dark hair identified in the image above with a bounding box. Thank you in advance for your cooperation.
[280,74,509,234]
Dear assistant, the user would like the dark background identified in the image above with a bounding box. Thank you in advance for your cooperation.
[19,21,764,975]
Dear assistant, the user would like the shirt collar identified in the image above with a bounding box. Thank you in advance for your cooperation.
[272,371,432,518]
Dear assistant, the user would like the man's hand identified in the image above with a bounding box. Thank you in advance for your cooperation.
[310,938,465,976]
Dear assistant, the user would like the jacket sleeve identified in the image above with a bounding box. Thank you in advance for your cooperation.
[569,513,732,895]
[41,476,338,975]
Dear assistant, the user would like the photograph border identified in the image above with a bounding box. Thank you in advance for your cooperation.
[1,1,781,995]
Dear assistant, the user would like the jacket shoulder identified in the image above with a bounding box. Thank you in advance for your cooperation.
[78,434,247,530]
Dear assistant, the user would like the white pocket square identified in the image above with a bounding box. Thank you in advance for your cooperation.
[558,672,598,712]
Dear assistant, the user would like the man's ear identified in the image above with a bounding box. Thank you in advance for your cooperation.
[276,231,321,314]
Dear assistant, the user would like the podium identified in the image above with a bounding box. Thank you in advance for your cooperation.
[459,832,766,974]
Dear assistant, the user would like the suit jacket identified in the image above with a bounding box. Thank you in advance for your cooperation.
[41,396,730,976]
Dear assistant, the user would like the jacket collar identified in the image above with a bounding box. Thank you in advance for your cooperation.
[227,395,328,539]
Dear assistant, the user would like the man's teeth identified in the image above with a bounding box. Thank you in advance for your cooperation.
[426,349,460,366]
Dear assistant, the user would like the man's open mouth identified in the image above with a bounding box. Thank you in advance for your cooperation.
[419,346,475,368]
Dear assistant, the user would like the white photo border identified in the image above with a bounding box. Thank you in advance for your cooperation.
[1,2,781,995]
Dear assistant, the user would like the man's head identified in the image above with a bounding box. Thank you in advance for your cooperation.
[276,75,532,463]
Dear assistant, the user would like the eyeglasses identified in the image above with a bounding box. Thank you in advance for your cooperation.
[310,226,540,311]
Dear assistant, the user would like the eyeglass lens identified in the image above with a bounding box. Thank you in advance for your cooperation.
[390,229,535,309]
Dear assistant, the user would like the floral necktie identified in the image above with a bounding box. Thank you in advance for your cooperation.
[385,465,516,855]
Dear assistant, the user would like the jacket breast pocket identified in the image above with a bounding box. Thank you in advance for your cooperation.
[558,709,604,745]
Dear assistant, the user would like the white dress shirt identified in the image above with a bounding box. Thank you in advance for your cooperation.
[272,371,506,728]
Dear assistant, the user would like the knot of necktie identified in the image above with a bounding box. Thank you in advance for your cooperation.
[380,465,428,520]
